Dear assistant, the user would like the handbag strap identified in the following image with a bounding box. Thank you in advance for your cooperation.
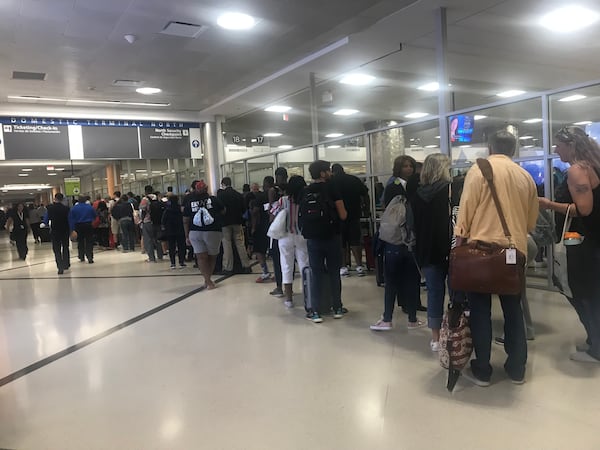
[561,204,573,242]
[476,158,514,246]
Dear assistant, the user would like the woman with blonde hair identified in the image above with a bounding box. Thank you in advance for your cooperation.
[411,153,452,351]
[539,126,600,363]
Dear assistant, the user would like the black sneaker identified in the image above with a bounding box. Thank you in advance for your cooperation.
[462,369,491,387]
[333,308,344,319]
[269,287,284,298]
[494,336,505,346]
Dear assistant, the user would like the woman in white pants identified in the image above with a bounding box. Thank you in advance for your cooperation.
[274,175,309,308]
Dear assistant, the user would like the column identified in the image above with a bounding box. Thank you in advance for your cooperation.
[365,120,405,173]
[202,121,221,194]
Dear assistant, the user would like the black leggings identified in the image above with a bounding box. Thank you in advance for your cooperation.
[168,235,187,265]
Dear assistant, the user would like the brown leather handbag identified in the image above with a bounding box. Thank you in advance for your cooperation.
[449,158,525,295]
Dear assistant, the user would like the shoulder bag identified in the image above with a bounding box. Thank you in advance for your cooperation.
[448,158,526,295]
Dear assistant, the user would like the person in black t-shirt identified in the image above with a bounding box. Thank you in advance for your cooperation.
[301,160,348,323]
[250,178,273,283]
[43,192,71,274]
[331,163,369,277]
[183,180,225,290]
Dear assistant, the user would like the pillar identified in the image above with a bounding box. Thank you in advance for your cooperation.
[202,121,221,195]
[365,120,405,173]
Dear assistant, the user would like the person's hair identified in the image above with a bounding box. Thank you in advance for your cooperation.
[169,195,180,207]
[287,175,307,204]
[78,196,87,203]
[221,177,232,187]
[392,155,417,178]
[242,183,250,192]
[555,126,600,169]
[331,163,344,176]
[144,185,153,194]
[120,194,129,202]
[488,130,517,157]
[420,153,451,185]
[113,191,121,197]
[275,167,288,178]
[126,191,135,197]
[308,160,331,180]
[263,176,275,189]
[55,193,64,201]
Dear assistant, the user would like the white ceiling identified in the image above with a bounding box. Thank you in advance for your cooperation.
[1,0,600,200]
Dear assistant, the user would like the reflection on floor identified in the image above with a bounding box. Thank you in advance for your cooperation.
[0,233,598,449]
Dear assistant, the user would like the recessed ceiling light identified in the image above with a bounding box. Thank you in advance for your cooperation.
[333,109,359,116]
[327,145,341,149]
[522,145,534,148]
[21,168,33,171]
[325,133,344,138]
[217,12,256,30]
[474,115,487,120]
[263,133,282,137]
[417,82,439,91]
[136,87,162,95]
[278,145,293,150]
[523,118,543,124]
[339,73,375,86]
[519,135,534,140]
[497,90,526,98]
[574,120,592,125]
[265,105,291,113]
[435,135,440,139]
[559,94,586,102]
[405,112,429,119]
[540,6,599,33]
[18,173,29,177]
[459,145,472,148]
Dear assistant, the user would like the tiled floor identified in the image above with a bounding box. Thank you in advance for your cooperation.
[0,233,598,450]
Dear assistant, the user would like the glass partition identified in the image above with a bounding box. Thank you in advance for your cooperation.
[318,135,367,175]
[222,161,247,191]
[277,147,314,180]
[247,156,275,186]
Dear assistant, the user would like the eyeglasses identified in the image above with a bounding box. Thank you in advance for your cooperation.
[555,126,574,143]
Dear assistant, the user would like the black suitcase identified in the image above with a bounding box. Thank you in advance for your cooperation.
[39,226,51,243]
[302,266,332,315]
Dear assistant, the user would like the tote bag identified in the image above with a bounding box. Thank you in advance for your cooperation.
[267,208,288,240]
[552,205,574,298]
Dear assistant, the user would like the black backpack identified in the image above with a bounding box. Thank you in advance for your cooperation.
[149,198,165,225]
[298,186,335,239]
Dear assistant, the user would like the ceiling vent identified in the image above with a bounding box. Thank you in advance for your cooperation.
[160,21,207,38]
[113,79,142,87]
[12,71,46,81]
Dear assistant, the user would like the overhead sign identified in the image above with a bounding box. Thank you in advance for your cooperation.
[140,127,191,158]
[2,124,70,159]
[64,177,81,196]
[1,117,199,128]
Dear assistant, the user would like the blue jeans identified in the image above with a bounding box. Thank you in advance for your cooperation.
[423,264,447,329]
[306,235,343,313]
[119,218,135,251]
[468,292,527,380]
[382,244,421,323]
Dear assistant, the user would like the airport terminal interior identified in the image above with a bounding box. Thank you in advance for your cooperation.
[0,0,599,448]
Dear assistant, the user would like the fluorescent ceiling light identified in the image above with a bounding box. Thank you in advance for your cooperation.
[425,145,438,148]
[519,135,534,140]
[327,145,341,149]
[522,145,534,148]
[265,105,291,113]
[540,6,599,33]
[333,109,359,116]
[7,96,169,107]
[325,133,344,138]
[21,168,33,171]
[497,90,526,98]
[459,145,472,148]
[263,133,282,137]
[435,135,440,139]
[559,94,586,102]
[54,168,65,171]
[417,82,439,91]
[339,73,375,86]
[136,87,162,95]
[135,169,147,173]
[523,118,543,124]
[405,112,429,119]
[474,115,487,120]
[18,173,29,177]
[574,120,592,125]
[217,12,256,30]
[278,145,293,150]
[48,173,57,176]
[1,184,51,191]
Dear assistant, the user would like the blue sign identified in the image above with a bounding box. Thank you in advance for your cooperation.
[192,139,200,148]
[0,117,200,129]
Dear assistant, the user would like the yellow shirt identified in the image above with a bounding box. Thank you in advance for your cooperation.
[454,155,539,256]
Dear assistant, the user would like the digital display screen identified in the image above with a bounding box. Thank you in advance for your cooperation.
[449,114,474,144]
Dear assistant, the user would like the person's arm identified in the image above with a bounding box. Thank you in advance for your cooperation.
[527,181,540,232]
[335,199,347,221]
[538,164,596,217]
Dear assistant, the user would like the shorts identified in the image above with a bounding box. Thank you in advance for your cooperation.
[251,225,269,254]
[189,230,222,256]
[341,218,362,247]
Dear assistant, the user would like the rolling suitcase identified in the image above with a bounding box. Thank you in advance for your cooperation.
[302,266,332,315]
[363,235,375,270]
[38,226,51,242]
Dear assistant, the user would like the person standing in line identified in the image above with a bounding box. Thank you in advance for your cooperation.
[249,178,274,283]
[455,130,538,386]
[43,193,70,274]
[538,126,600,364]
[267,167,288,297]
[183,180,225,290]
[300,160,348,323]
[139,185,164,262]
[162,195,187,269]
[331,163,369,277]
[411,154,452,351]
[111,195,135,252]
[69,196,97,264]
[108,191,121,249]
[5,203,30,260]
[217,177,252,275]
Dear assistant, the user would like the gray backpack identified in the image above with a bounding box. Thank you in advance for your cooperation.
[378,194,415,248]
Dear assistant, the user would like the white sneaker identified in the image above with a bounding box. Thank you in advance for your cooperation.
[284,300,293,308]
[355,265,366,277]
[430,340,441,352]
[340,266,350,277]
[370,319,392,331]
